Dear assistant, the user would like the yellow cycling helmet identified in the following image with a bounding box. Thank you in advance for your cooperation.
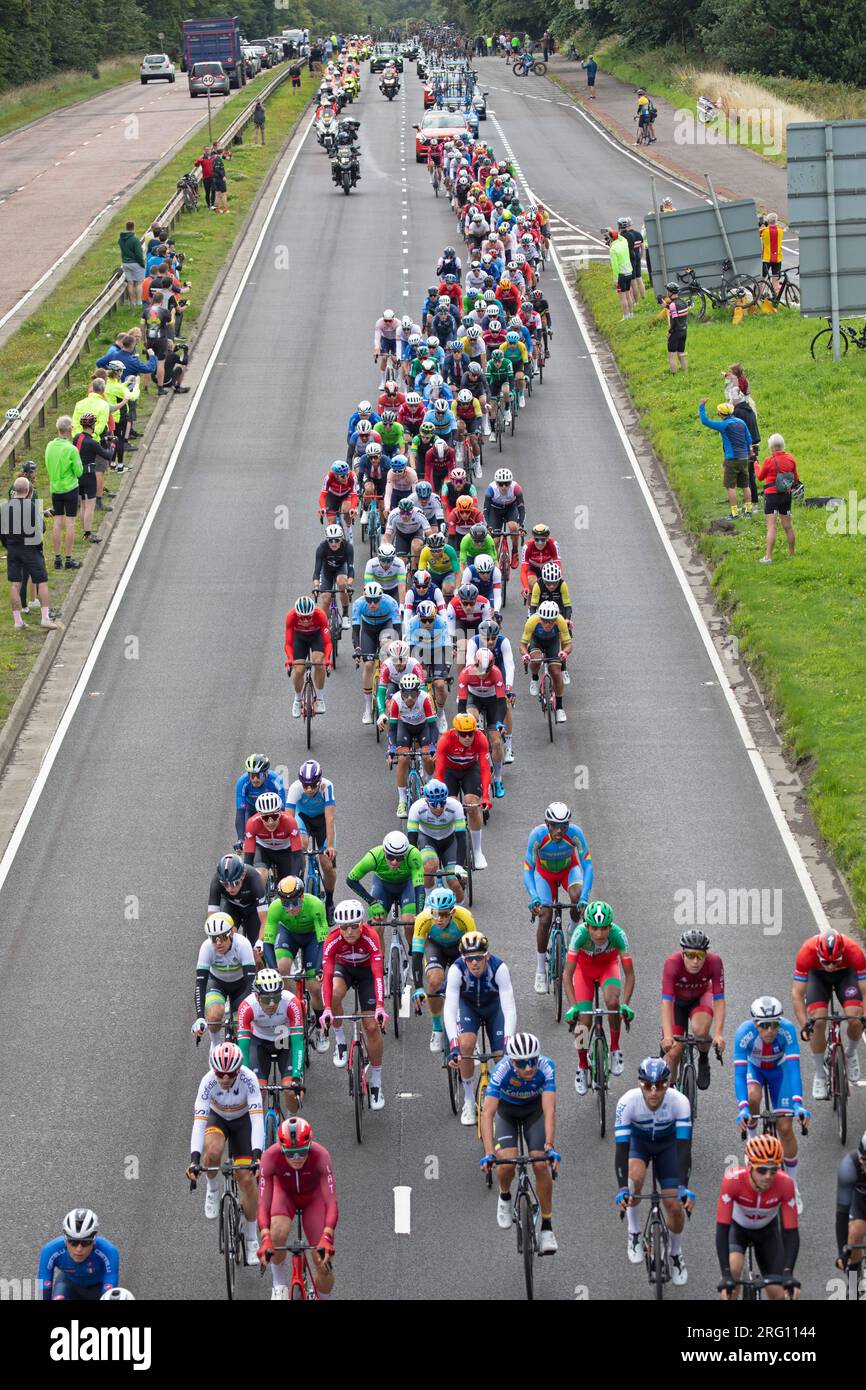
[453,713,478,734]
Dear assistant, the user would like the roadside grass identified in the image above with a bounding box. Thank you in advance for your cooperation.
[0,59,142,139]
[0,66,315,730]
[577,261,866,920]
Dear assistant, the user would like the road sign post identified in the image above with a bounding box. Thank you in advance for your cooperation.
[201,72,215,143]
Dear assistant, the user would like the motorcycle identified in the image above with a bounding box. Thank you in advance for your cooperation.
[380,74,399,100]
[332,144,360,194]
[315,110,336,145]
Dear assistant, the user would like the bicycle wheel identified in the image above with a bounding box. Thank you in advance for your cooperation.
[351,1041,365,1143]
[811,326,848,358]
[651,1219,664,1301]
[680,1059,698,1125]
[445,1049,460,1114]
[407,765,422,810]
[592,1033,607,1137]
[833,1045,848,1144]
[495,408,503,452]
[265,1108,279,1149]
[520,1195,535,1300]
[543,677,554,743]
[499,547,509,607]
[390,943,402,1039]
[781,281,800,307]
[221,1194,238,1301]
[551,929,564,1023]
[533,61,547,76]
[538,352,543,385]
[509,400,517,435]
[690,288,710,322]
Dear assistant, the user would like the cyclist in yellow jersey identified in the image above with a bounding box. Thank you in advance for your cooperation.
[520,602,572,724]
[411,886,477,1051]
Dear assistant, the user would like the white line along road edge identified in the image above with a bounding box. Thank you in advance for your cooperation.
[489,110,829,932]
[0,112,316,895]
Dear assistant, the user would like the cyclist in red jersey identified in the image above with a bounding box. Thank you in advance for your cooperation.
[434,712,492,869]
[257,1115,337,1300]
[660,928,726,1091]
[318,460,358,536]
[284,596,332,718]
[520,523,560,598]
[716,1134,800,1301]
[320,899,388,1107]
[792,929,866,1100]
[242,798,304,885]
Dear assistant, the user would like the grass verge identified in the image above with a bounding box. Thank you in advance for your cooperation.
[576,261,866,921]
[0,58,142,140]
[0,65,316,731]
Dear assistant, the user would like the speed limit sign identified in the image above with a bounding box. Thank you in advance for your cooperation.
[201,72,215,87]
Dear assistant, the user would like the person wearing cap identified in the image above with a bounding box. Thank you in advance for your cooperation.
[73,414,113,543]
[604,228,634,320]
[698,398,756,520]
[659,283,689,372]
[44,417,84,571]
[0,475,57,630]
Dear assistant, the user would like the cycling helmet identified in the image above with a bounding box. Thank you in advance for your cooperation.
[333,899,365,925]
[638,1057,670,1086]
[295,595,316,616]
[468,362,482,375]
[744,1134,783,1168]
[204,911,234,938]
[216,854,244,887]
[387,639,409,662]
[428,886,457,913]
[422,779,449,807]
[277,875,304,902]
[365,441,383,458]
[544,801,571,826]
[457,389,473,404]
[585,901,614,929]
[817,930,846,965]
[514,253,526,267]
[383,308,396,321]
[406,392,422,407]
[487,301,502,316]
[444,274,458,285]
[331,461,350,477]
[505,330,520,344]
[428,374,444,390]
[457,582,478,604]
[210,1041,243,1076]
[279,1115,313,1152]
[531,523,550,542]
[415,599,437,619]
[255,791,282,817]
[401,315,413,329]
[500,277,512,289]
[750,996,784,1022]
[483,289,496,303]
[540,562,562,583]
[473,647,493,672]
[420,422,436,437]
[475,554,494,575]
[80,413,97,428]
[453,713,477,733]
[408,333,423,348]
[455,495,474,513]
[437,296,451,308]
[679,929,710,951]
[448,339,463,352]
[356,419,373,436]
[254,968,283,997]
[325,523,344,541]
[617,216,632,230]
[443,245,456,257]
[244,754,270,776]
[378,542,396,562]
[459,930,489,956]
[398,497,415,515]
[400,672,421,693]
[433,438,447,457]
[364,581,384,600]
[358,399,372,412]
[63,1209,99,1241]
[664,282,680,296]
[415,481,432,500]
[494,468,513,485]
[101,1287,135,1299]
[507,1033,540,1063]
[427,335,440,348]
[413,568,431,585]
[427,534,445,552]
[537,600,560,621]
[4,407,20,421]
[470,521,487,540]
[467,325,481,340]
[478,618,501,638]
[383,830,409,858]
[381,408,397,424]
[299,760,321,784]
[433,398,448,414]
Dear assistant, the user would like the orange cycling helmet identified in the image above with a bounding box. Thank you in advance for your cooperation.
[456,494,475,511]
[744,1135,783,1168]
[453,713,478,734]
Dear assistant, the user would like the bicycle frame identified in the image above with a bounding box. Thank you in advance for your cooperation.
[624,1190,671,1299]
[266,1211,320,1300]
[384,906,411,1037]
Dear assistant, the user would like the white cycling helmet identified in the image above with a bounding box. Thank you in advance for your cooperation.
[205,911,235,938]
[63,1208,98,1241]
[255,791,282,816]
[101,1287,135,1300]
[383,830,409,858]
[388,639,410,662]
[325,523,344,540]
[333,899,365,927]
[507,1032,541,1063]
[494,468,513,485]
[475,554,494,575]
[537,600,560,621]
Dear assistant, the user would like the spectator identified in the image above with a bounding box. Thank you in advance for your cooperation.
[1,477,57,630]
[757,434,798,563]
[252,100,266,146]
[96,333,157,387]
[103,361,135,467]
[212,146,230,214]
[541,30,550,62]
[72,413,113,543]
[698,398,755,519]
[605,227,633,320]
[729,384,760,502]
[194,147,216,209]
[5,461,45,615]
[760,213,785,296]
[660,282,689,372]
[118,221,145,307]
[581,55,598,99]
[45,417,84,570]
[723,362,749,401]
[289,57,302,91]
[71,378,110,439]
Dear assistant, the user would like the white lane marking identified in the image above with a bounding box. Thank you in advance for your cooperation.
[394,1186,411,1234]
[491,108,829,931]
[0,112,317,893]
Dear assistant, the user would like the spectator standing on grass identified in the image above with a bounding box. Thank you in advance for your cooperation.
[660,283,689,372]
[604,227,633,320]
[541,30,550,61]
[212,146,230,214]
[73,414,112,544]
[1,477,57,630]
[104,361,135,467]
[194,148,215,209]
[757,434,798,564]
[118,222,145,307]
[44,418,83,571]
[71,379,110,440]
[698,398,755,520]
[730,386,760,504]
[760,213,785,296]
[289,57,302,91]
[252,100,266,146]
[5,462,48,617]
[581,56,597,99]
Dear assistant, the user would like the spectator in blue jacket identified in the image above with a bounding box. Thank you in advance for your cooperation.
[699,398,756,519]
[96,334,157,379]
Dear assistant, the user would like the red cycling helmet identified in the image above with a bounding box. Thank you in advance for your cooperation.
[279,1115,313,1152]
[816,930,845,965]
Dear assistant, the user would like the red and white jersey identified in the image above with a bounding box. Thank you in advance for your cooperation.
[243,811,302,856]
[321,925,384,1008]
[379,656,426,689]
[237,991,304,1044]
[716,1167,799,1230]
[446,594,492,632]
[388,691,436,726]
[458,661,506,703]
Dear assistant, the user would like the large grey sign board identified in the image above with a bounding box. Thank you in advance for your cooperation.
[787,120,866,319]
[642,199,762,295]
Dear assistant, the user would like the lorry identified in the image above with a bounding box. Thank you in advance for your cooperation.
[181,17,246,89]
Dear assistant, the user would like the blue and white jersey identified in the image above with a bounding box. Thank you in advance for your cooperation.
[443,953,517,1040]
[733,1017,802,1106]
[286,777,336,820]
[615,1087,692,1145]
[38,1235,120,1300]
[405,613,452,663]
[487,1055,556,1104]
[352,593,401,629]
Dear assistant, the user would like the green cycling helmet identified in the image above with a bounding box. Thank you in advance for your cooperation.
[585,901,614,930]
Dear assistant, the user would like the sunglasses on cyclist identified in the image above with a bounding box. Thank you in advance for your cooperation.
[683,949,706,961]
[367,597,381,605]
[385,852,406,864]
[212,932,232,945]
[640,1081,666,1093]
[66,1237,95,1249]
[753,1164,780,1176]
[281,1145,310,1160]
[513,1059,538,1071]
[756,1020,780,1031]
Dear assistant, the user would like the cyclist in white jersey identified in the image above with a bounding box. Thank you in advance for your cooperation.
[186,1040,263,1263]
[406,778,468,895]
[192,913,257,1045]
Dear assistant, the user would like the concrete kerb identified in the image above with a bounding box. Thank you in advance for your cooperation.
[0,93,315,783]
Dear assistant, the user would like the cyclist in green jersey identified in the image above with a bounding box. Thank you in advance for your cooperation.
[459,521,498,570]
[347,830,426,950]
[260,875,329,1048]
[486,349,514,429]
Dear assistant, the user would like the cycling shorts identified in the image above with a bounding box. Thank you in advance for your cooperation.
[325,490,352,515]
[527,629,562,660]
[378,336,398,355]
[332,962,376,1012]
[204,1109,253,1162]
[49,1272,103,1301]
[267,1177,330,1246]
[392,719,434,749]
[672,992,714,1034]
[274,927,323,974]
[568,952,623,1008]
[424,936,461,981]
[416,829,457,868]
[627,1134,678,1191]
[205,974,253,1013]
[297,811,328,850]
[442,763,482,799]
[292,629,324,659]
[494,1096,545,1153]
[529,858,582,905]
[457,994,505,1051]
[727,1217,784,1274]
[251,1035,295,1082]
[371,874,416,912]
[488,501,520,525]
[742,1065,796,1112]
[805,967,862,1014]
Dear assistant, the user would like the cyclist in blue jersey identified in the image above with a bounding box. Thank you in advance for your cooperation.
[523,801,593,994]
[423,399,457,442]
[345,400,380,463]
[444,931,517,1127]
[234,753,286,846]
[352,581,401,725]
[480,1033,560,1254]
[285,759,336,911]
[38,1209,120,1300]
[733,995,809,1210]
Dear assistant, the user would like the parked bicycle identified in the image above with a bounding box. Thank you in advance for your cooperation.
[676,260,760,321]
[756,263,800,308]
[809,317,866,359]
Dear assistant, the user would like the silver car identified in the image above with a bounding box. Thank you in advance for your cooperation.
[140,53,176,84]
[188,61,230,97]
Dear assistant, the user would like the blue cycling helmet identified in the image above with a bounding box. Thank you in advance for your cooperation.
[638,1057,671,1086]
[428,885,456,912]
[422,778,449,807]
[331,461,350,477]
[390,455,407,473]
[415,480,432,499]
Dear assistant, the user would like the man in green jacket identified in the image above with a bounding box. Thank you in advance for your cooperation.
[118,221,145,307]
[605,227,634,320]
[44,417,83,570]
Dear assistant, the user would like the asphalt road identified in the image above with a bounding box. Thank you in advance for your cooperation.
[0,74,231,332]
[0,62,851,1304]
